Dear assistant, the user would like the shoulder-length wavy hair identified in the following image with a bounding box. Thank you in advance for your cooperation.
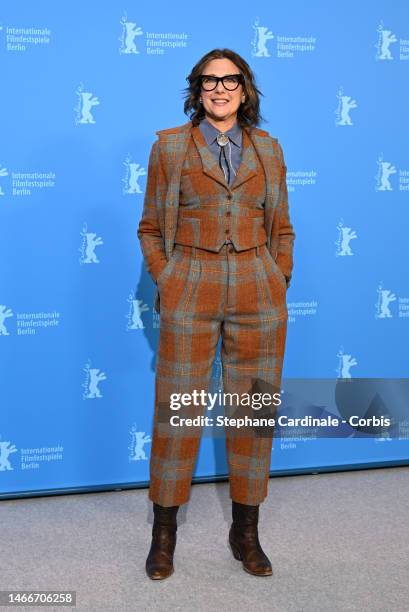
[182,48,265,130]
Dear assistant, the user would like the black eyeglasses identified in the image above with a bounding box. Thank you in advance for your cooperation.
[199,74,244,91]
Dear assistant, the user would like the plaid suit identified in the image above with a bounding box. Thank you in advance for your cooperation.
[138,121,295,507]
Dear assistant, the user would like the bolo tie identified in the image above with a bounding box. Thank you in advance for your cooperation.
[216,132,232,185]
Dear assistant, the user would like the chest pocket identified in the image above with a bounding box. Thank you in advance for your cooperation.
[179,151,222,209]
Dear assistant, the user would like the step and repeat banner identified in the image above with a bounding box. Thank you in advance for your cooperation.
[1,1,409,498]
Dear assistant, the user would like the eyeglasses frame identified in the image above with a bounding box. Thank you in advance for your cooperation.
[198,73,245,92]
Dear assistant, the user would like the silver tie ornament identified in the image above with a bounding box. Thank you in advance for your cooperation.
[216,132,229,146]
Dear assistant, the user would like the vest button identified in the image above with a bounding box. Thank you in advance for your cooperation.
[228,246,234,254]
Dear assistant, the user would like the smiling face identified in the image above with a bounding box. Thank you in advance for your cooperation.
[200,57,245,129]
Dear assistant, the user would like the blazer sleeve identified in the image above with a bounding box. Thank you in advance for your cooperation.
[275,143,296,289]
[137,139,168,283]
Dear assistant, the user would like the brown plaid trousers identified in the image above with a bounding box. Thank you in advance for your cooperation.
[138,121,295,507]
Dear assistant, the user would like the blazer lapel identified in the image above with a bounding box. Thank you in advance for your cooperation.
[191,124,259,191]
[230,127,258,189]
[191,125,227,188]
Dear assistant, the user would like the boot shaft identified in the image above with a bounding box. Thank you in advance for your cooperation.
[153,502,179,530]
[232,501,259,528]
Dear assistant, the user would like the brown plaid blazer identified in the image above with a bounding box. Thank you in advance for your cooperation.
[138,120,295,311]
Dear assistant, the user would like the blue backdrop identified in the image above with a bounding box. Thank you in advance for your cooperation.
[1,1,408,498]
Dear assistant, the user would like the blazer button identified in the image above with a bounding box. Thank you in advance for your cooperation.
[226,211,231,217]
[228,246,234,254]
[227,194,233,200]
[225,228,230,235]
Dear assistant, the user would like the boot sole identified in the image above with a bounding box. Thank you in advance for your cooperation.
[146,566,174,580]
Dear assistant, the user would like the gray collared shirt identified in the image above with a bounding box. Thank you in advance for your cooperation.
[199,116,243,186]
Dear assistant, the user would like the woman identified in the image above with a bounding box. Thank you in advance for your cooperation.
[138,48,295,580]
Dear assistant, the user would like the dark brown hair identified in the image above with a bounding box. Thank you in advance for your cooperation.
[182,48,265,130]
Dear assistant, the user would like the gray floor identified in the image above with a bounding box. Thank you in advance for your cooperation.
[1,467,409,612]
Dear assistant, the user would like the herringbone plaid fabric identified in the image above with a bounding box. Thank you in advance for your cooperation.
[174,126,268,251]
[138,121,295,506]
[137,120,295,303]
[149,243,288,506]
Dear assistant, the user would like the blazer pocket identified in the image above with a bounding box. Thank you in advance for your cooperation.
[180,167,203,176]
[245,209,265,218]
[265,249,287,287]
[156,256,175,288]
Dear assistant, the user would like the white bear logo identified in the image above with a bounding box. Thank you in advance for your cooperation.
[132,432,152,460]
[119,16,144,54]
[0,305,13,335]
[87,368,107,398]
[123,159,147,194]
[84,233,103,263]
[83,361,107,399]
[79,225,104,264]
[128,299,149,330]
[252,19,274,57]
[335,90,358,126]
[0,164,9,195]
[75,84,100,125]
[0,440,18,471]
[376,25,398,60]
[336,221,357,256]
[337,348,358,378]
[376,286,396,319]
[376,160,396,191]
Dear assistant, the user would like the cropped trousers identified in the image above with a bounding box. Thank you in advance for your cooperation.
[149,242,288,507]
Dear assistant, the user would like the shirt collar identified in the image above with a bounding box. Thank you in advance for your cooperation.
[199,116,242,148]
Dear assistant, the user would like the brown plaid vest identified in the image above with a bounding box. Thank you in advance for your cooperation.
[174,124,268,252]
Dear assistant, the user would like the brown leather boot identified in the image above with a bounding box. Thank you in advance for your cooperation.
[145,502,179,580]
[229,501,273,576]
